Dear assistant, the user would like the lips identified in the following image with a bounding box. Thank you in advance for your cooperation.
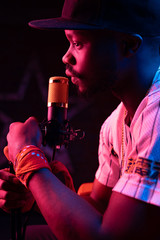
[65,69,72,77]
[65,69,80,85]
[71,76,80,85]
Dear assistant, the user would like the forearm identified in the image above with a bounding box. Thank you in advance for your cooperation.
[28,168,103,240]
[81,195,104,215]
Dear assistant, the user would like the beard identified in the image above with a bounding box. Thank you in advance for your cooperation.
[65,64,118,99]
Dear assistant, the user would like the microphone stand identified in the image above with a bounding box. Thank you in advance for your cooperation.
[10,209,22,240]
[9,162,22,240]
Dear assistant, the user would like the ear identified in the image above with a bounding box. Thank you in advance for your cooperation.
[122,34,143,57]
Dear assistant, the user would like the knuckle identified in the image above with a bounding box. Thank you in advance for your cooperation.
[0,171,14,185]
[0,195,9,209]
[0,181,3,190]
[1,200,11,213]
[0,189,12,201]
[9,122,16,130]
[0,171,4,179]
[0,180,6,190]
[2,199,8,208]
[29,116,36,121]
[0,199,7,208]
[3,191,9,200]
[0,193,24,212]
[9,122,22,133]
[25,117,38,126]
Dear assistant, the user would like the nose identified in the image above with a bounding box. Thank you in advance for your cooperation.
[62,47,76,65]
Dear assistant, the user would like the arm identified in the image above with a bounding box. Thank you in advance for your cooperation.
[80,179,112,215]
[28,169,102,240]
[6,117,160,239]
[28,168,159,240]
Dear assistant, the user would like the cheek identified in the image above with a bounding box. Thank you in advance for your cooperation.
[75,50,90,69]
[74,53,106,87]
[76,51,98,75]
[73,45,119,90]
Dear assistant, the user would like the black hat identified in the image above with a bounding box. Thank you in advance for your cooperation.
[29,0,160,36]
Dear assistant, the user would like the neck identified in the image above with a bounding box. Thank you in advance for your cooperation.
[122,92,146,121]
[112,71,155,121]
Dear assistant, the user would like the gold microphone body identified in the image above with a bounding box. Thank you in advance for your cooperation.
[47,76,69,123]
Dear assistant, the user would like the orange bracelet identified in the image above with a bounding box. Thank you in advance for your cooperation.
[14,145,51,187]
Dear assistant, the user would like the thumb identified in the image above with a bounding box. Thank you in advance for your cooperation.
[3,146,9,160]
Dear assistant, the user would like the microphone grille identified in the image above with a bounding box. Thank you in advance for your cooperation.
[48,76,69,107]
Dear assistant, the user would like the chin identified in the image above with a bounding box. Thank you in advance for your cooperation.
[79,85,87,93]
[76,78,109,98]
[73,84,89,98]
[77,85,100,99]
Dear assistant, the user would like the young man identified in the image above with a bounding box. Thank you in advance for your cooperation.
[1,0,160,239]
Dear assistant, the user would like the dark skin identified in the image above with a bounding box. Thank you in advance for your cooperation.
[2,29,160,239]
[0,168,34,212]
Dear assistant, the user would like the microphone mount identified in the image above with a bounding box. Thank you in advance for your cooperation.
[40,119,85,148]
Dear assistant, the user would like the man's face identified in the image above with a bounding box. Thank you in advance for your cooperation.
[62,30,122,96]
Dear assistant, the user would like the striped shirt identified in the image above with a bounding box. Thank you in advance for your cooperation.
[95,68,160,206]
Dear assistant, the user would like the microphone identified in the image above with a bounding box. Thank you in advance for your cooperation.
[40,76,85,148]
[43,76,69,147]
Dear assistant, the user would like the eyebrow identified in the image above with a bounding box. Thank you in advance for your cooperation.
[65,31,92,44]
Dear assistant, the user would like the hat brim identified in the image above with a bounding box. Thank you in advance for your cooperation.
[28,17,102,30]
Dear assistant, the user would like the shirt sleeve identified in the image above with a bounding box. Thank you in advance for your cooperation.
[95,117,120,188]
[113,99,160,206]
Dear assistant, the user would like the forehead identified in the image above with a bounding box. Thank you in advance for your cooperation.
[64,29,117,41]
[64,30,92,40]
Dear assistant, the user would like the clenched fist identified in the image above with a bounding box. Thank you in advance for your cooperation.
[0,168,34,213]
[7,117,42,163]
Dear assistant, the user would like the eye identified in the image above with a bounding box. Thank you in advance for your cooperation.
[73,41,83,50]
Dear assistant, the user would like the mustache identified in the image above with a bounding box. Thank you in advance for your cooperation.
[65,64,81,78]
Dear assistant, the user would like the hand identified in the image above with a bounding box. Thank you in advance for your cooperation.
[0,168,35,213]
[7,117,42,163]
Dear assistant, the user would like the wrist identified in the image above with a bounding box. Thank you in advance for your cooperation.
[14,145,51,187]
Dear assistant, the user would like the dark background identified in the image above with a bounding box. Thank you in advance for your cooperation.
[0,1,119,239]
